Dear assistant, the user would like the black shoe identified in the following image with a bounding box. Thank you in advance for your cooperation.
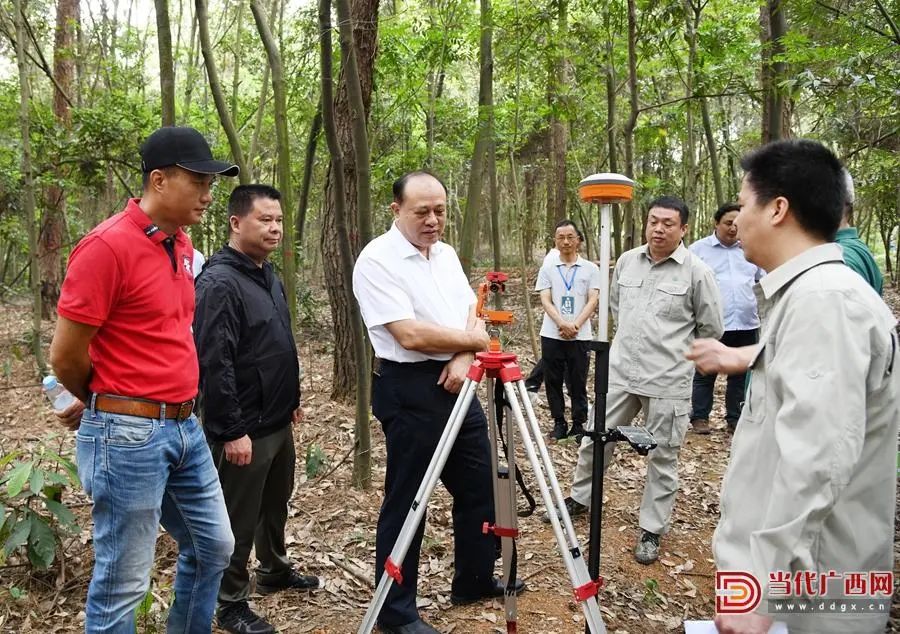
[450,577,526,605]
[542,496,588,524]
[377,618,440,634]
[256,569,320,595]
[217,602,276,634]
[569,422,586,441]
[634,529,660,565]
[551,420,568,440]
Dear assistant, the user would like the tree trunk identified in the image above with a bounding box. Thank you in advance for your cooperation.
[760,0,790,142]
[40,0,77,319]
[523,166,540,261]
[509,154,539,361]
[230,0,243,122]
[296,102,322,245]
[154,0,175,125]
[682,0,699,209]
[319,0,371,489]
[250,0,296,328]
[605,21,622,257]
[487,139,501,272]
[247,63,270,179]
[181,13,199,121]
[197,0,249,182]
[335,0,373,247]
[458,0,494,276]
[701,97,724,207]
[15,0,46,371]
[546,0,568,236]
[321,0,379,402]
[622,0,640,249]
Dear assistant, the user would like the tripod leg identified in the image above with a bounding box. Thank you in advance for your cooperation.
[487,378,519,633]
[358,378,481,634]
[504,381,607,634]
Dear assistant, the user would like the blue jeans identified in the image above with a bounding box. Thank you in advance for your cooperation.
[75,405,234,633]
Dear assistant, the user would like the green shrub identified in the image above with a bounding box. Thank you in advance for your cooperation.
[0,436,81,569]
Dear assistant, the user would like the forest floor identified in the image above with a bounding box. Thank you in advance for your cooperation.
[0,271,898,634]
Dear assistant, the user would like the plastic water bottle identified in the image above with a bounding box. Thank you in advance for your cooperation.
[42,375,76,411]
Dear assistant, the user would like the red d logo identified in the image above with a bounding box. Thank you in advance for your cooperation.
[716,571,762,614]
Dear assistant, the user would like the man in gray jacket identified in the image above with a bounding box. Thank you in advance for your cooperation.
[688,139,898,634]
[555,196,723,565]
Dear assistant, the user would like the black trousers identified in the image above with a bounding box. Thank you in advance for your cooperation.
[541,336,590,425]
[210,424,295,606]
[690,328,759,424]
[372,359,496,626]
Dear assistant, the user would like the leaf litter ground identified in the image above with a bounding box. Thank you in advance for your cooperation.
[0,275,898,633]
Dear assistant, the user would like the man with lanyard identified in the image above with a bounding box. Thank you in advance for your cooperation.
[688,202,763,435]
[535,220,601,440]
[352,171,524,634]
[688,139,898,634]
[551,196,723,566]
[49,126,238,633]
[836,169,883,295]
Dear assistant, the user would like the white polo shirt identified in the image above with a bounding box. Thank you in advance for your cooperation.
[352,223,476,363]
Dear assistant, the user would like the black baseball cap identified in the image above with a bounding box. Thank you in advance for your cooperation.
[140,126,240,177]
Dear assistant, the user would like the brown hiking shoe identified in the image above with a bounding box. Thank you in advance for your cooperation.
[691,418,711,435]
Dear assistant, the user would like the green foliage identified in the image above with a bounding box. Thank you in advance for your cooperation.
[305,443,327,479]
[642,577,663,606]
[0,437,81,570]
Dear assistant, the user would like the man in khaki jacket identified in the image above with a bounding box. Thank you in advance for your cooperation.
[688,139,898,634]
[556,196,723,566]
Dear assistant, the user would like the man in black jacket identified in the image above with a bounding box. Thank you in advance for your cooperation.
[194,184,318,634]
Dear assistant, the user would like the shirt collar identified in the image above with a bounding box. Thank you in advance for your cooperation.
[550,252,585,267]
[835,226,859,240]
[758,243,844,299]
[125,198,187,246]
[640,242,688,264]
[710,232,740,248]
[388,222,445,259]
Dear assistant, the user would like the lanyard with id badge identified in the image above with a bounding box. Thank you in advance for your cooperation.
[557,264,578,318]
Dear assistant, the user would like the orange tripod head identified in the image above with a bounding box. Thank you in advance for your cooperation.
[475,272,514,352]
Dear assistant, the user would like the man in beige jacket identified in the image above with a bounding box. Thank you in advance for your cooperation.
[688,139,898,634]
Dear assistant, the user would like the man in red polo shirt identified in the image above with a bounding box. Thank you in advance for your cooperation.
[49,126,239,634]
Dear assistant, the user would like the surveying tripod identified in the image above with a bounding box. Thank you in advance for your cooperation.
[358,272,607,634]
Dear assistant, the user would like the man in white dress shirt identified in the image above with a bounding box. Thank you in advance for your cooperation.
[352,171,523,634]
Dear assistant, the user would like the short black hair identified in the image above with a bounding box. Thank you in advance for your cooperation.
[740,139,845,241]
[227,185,281,234]
[392,171,448,203]
[554,219,584,241]
[714,202,741,223]
[141,166,177,190]
[648,195,689,225]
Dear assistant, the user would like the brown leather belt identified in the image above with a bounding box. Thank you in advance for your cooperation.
[94,394,196,422]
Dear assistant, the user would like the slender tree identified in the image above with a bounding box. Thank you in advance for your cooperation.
[14,0,45,371]
[296,103,322,245]
[458,0,494,275]
[154,0,175,124]
[320,0,379,401]
[335,0,373,246]
[196,0,249,182]
[622,0,640,249]
[319,0,371,489]
[250,0,297,326]
[38,0,77,318]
